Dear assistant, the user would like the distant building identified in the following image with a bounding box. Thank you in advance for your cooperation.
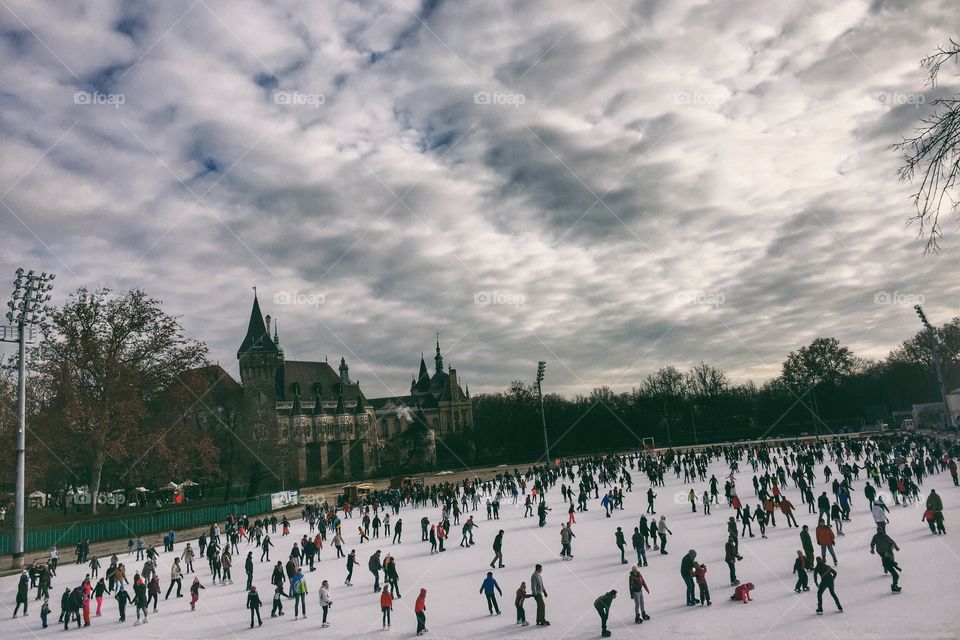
[369,334,474,458]
[232,294,473,484]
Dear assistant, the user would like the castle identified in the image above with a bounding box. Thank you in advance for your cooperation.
[234,293,473,484]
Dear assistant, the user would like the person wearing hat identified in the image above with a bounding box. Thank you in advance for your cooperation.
[594,590,617,637]
[247,585,263,627]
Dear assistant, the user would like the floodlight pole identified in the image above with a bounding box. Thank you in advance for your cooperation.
[14,317,26,567]
[536,361,550,463]
[4,269,55,569]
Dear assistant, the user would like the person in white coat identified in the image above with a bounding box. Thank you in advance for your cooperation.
[872,496,890,528]
[318,580,332,628]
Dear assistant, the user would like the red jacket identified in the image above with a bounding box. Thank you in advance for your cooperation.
[732,583,754,602]
[695,565,708,585]
[415,589,427,613]
[779,500,794,514]
[380,592,393,608]
[815,525,835,546]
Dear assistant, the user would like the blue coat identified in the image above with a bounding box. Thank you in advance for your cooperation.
[480,576,501,596]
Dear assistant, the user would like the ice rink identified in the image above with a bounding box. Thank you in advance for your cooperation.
[4,449,959,639]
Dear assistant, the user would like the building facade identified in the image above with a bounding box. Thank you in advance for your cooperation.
[234,294,473,485]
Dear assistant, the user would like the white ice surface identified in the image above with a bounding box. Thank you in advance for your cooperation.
[3,455,959,640]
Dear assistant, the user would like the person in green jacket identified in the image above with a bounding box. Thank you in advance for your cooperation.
[594,590,617,637]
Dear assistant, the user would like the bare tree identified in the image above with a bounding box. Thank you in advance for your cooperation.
[892,38,960,252]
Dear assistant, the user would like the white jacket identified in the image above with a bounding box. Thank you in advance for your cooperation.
[318,586,333,606]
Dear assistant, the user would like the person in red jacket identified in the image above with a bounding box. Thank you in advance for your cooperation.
[380,587,393,629]
[414,588,427,636]
[515,581,532,626]
[731,582,754,603]
[780,498,798,527]
[695,563,710,606]
[815,520,837,565]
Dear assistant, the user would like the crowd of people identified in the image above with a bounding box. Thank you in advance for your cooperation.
[9,431,957,636]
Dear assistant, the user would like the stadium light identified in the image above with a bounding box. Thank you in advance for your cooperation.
[536,361,550,463]
[2,269,55,569]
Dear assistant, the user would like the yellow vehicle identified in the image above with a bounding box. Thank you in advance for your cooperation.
[389,476,422,490]
[342,482,374,503]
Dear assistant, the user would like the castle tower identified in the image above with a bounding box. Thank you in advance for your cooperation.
[237,292,283,435]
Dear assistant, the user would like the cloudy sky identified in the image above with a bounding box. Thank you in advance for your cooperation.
[1,0,958,398]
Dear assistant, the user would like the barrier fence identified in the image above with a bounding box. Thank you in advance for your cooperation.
[1,495,273,555]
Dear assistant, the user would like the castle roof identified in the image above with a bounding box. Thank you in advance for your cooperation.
[283,360,366,404]
[237,294,277,358]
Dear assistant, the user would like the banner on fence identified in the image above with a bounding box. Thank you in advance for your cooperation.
[270,490,299,510]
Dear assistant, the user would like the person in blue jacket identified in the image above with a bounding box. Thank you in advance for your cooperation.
[479,571,502,615]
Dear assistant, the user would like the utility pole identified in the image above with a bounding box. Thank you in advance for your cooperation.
[3,269,55,569]
[536,361,550,463]
[914,305,955,432]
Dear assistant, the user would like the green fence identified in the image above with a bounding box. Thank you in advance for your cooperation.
[0,495,273,555]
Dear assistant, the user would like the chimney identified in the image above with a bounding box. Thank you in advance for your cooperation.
[265,314,272,336]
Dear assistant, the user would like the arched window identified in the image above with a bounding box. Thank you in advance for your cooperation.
[432,417,440,432]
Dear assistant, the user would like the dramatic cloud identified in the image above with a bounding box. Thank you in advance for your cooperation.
[1,0,958,397]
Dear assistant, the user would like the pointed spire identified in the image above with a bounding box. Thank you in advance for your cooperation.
[272,320,284,356]
[418,354,429,381]
[291,393,303,416]
[335,384,346,414]
[339,356,350,384]
[312,390,324,415]
[354,391,365,414]
[434,332,443,374]
[237,292,276,357]
[465,383,470,398]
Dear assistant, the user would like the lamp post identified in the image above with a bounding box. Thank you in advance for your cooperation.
[3,269,55,569]
[535,361,550,463]
[914,304,954,432]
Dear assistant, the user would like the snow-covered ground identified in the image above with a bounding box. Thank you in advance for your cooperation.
[3,453,959,640]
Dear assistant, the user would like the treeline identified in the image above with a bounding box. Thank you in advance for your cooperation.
[2,285,958,503]
[471,327,960,463]
[0,288,274,513]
